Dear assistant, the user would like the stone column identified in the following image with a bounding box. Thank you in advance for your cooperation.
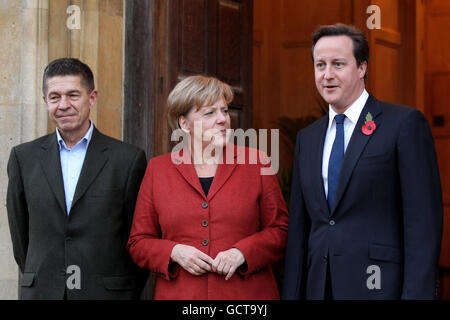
[70,0,99,125]
[47,0,124,140]
[0,0,49,299]
[0,0,124,298]
[20,0,49,143]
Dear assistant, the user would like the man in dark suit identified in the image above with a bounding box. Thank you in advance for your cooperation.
[282,24,443,300]
[6,58,148,299]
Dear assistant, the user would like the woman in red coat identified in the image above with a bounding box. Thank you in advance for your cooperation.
[127,75,288,299]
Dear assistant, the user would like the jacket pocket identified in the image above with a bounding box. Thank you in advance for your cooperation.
[369,243,402,264]
[103,275,136,291]
[358,152,390,166]
[21,272,35,287]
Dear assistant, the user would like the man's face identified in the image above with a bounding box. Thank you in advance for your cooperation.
[43,75,97,137]
[313,35,367,112]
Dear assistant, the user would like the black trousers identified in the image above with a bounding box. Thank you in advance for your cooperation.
[324,258,333,300]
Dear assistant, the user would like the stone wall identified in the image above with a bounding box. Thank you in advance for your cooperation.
[0,0,49,300]
[47,0,124,140]
[0,0,124,299]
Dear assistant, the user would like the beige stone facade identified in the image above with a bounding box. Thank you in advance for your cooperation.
[0,0,124,299]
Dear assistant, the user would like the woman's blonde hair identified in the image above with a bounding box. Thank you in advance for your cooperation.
[167,75,234,130]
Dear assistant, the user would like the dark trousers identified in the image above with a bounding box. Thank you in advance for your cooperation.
[324,257,333,300]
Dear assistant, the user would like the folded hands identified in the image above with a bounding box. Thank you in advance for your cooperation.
[170,244,245,280]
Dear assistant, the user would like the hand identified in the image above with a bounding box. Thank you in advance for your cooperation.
[212,248,246,280]
[170,244,213,276]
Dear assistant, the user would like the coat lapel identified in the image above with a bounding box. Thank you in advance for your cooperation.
[71,128,109,210]
[172,144,239,200]
[207,144,239,201]
[172,149,207,199]
[313,116,331,216]
[331,95,382,215]
[39,134,67,215]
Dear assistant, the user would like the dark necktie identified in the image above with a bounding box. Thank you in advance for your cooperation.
[327,114,346,211]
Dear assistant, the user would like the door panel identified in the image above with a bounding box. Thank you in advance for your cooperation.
[155,0,253,155]
[424,0,450,299]
[217,0,242,84]
[180,0,207,75]
[368,0,403,103]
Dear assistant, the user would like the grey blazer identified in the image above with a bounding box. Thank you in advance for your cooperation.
[7,127,148,299]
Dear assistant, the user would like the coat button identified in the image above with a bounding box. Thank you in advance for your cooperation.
[329,220,335,226]
[202,239,209,246]
[202,202,208,209]
[202,220,208,227]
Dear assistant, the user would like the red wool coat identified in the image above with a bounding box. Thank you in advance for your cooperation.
[127,146,288,300]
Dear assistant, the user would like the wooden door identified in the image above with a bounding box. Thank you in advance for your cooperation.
[154,0,253,156]
[365,0,419,109]
[424,0,450,300]
[350,0,450,298]
[124,0,253,298]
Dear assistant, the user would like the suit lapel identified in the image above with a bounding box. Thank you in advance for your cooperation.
[71,128,109,210]
[331,95,382,215]
[313,116,331,216]
[172,144,238,200]
[172,149,207,199]
[39,134,67,215]
[207,144,238,201]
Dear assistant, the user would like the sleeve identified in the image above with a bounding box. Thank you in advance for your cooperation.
[232,152,289,279]
[281,132,310,300]
[127,159,180,281]
[6,147,29,273]
[397,109,443,299]
[124,149,147,234]
[123,148,150,292]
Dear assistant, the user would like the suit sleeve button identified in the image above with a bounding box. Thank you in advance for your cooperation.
[202,202,208,209]
[329,220,335,226]
[202,239,209,246]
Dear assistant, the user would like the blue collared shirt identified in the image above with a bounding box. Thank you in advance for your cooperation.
[56,121,94,214]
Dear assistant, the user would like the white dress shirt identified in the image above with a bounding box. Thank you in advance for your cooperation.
[56,121,94,214]
[322,89,369,198]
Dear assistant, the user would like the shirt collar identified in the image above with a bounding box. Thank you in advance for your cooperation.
[56,120,94,151]
[327,89,369,129]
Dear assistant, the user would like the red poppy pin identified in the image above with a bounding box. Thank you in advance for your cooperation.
[362,112,376,135]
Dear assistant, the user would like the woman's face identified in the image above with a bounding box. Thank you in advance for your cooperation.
[179,97,231,152]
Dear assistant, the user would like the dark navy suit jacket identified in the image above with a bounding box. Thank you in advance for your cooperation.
[282,95,443,299]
